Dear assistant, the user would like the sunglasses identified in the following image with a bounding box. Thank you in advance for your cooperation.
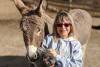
[56,23,71,27]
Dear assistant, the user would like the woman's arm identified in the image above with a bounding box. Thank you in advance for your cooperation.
[55,40,83,67]
[42,35,83,67]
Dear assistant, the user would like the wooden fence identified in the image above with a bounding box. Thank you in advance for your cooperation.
[47,0,100,17]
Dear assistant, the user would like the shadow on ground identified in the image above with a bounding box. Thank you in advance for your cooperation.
[92,25,100,30]
[0,56,30,67]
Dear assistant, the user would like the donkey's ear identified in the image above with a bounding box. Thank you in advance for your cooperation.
[14,0,29,13]
[35,0,44,17]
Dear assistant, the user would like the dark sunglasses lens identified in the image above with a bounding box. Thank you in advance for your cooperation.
[57,23,71,27]
[56,24,62,27]
[64,24,70,27]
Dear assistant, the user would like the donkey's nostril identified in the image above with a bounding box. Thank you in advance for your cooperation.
[28,45,37,58]
[33,53,38,59]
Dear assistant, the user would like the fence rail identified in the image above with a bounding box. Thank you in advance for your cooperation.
[47,0,100,17]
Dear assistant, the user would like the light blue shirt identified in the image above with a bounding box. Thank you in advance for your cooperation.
[42,34,83,67]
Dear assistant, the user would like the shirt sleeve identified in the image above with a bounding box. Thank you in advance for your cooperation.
[55,40,83,67]
[41,34,52,48]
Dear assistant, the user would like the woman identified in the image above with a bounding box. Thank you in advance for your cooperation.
[42,10,83,67]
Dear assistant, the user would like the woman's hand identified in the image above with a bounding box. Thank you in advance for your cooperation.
[48,49,57,57]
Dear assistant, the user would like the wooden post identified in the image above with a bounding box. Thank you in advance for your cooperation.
[68,0,72,11]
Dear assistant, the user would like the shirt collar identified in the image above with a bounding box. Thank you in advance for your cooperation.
[60,36,76,41]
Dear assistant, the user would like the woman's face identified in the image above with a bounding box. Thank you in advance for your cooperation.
[56,18,71,38]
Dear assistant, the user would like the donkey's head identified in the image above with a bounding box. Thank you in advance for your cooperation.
[14,0,55,66]
[17,0,48,60]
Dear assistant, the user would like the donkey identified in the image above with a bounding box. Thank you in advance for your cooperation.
[69,9,92,60]
[14,0,55,67]
[14,0,92,66]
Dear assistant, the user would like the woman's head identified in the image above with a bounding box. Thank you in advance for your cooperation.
[53,10,74,38]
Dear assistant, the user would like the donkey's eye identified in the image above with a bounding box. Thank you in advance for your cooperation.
[36,27,41,36]
[37,27,41,32]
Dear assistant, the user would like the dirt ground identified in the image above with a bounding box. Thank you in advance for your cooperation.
[0,0,100,67]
